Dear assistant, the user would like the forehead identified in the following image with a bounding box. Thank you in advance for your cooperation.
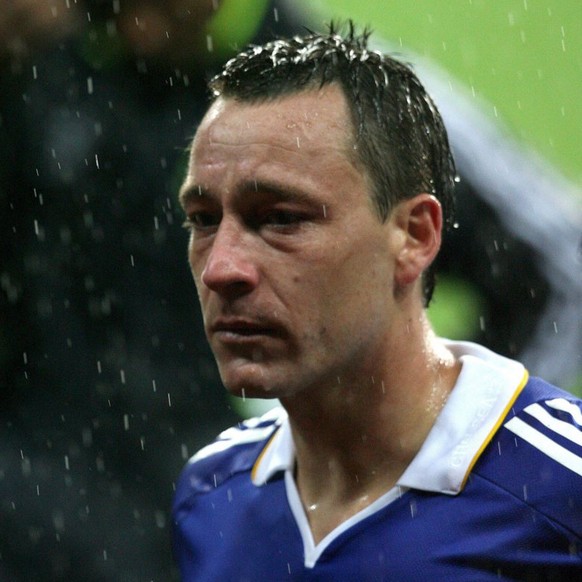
[191,85,354,161]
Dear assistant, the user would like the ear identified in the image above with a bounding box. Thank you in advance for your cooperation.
[392,193,443,289]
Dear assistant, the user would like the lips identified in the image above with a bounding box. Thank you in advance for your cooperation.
[209,318,279,339]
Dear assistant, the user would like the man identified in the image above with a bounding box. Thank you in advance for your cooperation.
[173,24,582,580]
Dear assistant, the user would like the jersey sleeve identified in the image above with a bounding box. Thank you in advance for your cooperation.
[478,378,582,543]
[173,407,285,511]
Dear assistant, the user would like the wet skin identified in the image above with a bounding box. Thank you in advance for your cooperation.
[180,84,439,402]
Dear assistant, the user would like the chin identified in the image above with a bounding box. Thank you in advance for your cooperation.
[224,382,283,401]
[230,386,281,400]
[220,368,279,400]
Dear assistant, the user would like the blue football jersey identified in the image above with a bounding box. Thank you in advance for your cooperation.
[173,342,582,581]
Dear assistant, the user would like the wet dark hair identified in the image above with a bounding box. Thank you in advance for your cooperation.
[208,22,456,306]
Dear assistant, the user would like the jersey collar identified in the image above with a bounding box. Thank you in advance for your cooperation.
[251,340,528,495]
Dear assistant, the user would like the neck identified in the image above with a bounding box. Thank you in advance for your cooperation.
[280,312,460,538]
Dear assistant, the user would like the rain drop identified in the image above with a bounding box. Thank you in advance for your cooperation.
[82,428,93,447]
[155,511,166,528]
[21,457,32,477]
[409,500,417,518]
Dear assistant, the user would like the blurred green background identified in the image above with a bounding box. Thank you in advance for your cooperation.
[312,0,582,190]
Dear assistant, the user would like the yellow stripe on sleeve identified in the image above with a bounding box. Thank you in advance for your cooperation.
[459,369,530,490]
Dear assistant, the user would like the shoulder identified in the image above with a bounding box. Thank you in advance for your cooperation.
[503,377,582,461]
[476,376,582,535]
[174,406,286,502]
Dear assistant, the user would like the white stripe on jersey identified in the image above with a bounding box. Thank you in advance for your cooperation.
[189,425,276,464]
[523,403,582,447]
[189,407,286,465]
[505,417,582,477]
[545,398,582,426]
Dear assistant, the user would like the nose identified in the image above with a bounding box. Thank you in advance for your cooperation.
[200,218,259,296]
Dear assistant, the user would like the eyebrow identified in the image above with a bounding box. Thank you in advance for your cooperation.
[179,179,318,208]
[179,183,208,207]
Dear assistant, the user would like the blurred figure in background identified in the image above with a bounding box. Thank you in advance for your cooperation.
[0,1,80,65]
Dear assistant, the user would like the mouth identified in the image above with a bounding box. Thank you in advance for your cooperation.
[209,319,279,341]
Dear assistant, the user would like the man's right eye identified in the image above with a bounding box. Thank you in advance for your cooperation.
[183,212,220,231]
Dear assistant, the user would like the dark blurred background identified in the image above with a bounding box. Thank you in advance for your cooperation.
[1,1,580,580]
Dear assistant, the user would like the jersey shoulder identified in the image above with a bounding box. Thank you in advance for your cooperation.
[174,407,285,504]
[475,376,582,535]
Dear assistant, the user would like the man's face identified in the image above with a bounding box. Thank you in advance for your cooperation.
[180,85,404,400]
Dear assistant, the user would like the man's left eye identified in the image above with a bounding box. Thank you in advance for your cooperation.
[262,211,303,227]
